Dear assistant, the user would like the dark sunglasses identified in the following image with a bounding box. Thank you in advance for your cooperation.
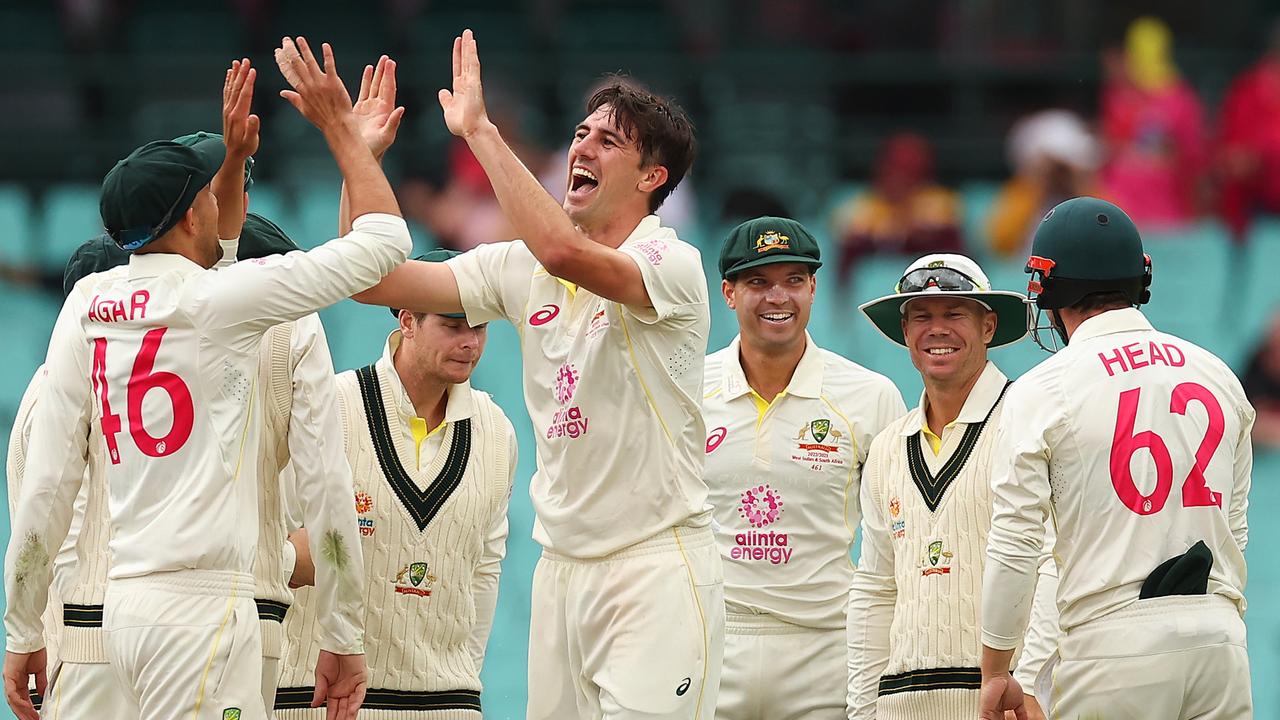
[896,266,981,294]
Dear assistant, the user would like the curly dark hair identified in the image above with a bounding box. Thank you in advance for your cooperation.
[585,76,696,213]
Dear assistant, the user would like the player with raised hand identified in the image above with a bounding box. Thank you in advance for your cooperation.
[979,197,1253,719]
[355,29,722,719]
[3,38,409,720]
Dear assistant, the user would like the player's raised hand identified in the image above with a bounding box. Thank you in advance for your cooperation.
[353,55,406,159]
[313,650,368,720]
[979,674,1028,720]
[275,37,355,133]
[439,29,491,138]
[222,58,260,160]
[2,649,46,720]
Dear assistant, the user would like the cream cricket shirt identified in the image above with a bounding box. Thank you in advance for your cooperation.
[447,215,711,558]
[4,213,410,654]
[982,308,1253,650]
[702,335,905,629]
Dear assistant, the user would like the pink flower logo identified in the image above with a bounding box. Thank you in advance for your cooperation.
[554,363,579,405]
[738,484,784,528]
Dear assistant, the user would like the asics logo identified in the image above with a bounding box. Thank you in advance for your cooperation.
[676,677,691,696]
[529,304,560,326]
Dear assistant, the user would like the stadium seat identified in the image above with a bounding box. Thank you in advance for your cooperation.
[294,184,342,250]
[245,184,299,245]
[1142,222,1234,357]
[0,184,35,267]
[36,185,104,272]
[960,181,1000,261]
[0,283,60,420]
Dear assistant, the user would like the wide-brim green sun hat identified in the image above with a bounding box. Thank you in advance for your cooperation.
[858,253,1031,348]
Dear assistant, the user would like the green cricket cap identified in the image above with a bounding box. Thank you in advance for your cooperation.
[719,216,822,280]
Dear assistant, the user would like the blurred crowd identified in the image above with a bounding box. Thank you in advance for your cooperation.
[829,16,1280,283]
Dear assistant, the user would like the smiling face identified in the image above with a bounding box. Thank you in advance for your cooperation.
[901,295,995,386]
[724,263,816,354]
[398,311,488,386]
[565,105,668,231]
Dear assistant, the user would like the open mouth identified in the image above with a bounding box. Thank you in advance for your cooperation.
[925,347,958,356]
[760,311,795,325]
[568,166,599,198]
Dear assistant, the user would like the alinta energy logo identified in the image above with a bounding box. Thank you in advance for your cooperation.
[548,362,589,440]
[733,484,791,565]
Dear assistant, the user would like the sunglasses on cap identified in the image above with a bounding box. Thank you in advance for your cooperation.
[896,266,981,294]
[110,174,193,251]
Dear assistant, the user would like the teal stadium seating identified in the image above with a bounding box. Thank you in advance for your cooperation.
[36,185,103,272]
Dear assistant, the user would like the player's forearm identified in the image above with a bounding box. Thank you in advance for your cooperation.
[980,646,1016,679]
[324,120,400,221]
[211,156,247,240]
[337,150,383,238]
[464,122,590,274]
[352,259,465,315]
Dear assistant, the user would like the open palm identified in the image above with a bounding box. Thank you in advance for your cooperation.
[438,29,490,138]
[353,55,405,158]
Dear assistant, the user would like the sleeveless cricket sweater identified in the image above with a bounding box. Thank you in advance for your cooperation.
[867,382,1011,719]
[276,361,510,719]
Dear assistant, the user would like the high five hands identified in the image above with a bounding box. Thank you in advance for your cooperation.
[438,29,493,139]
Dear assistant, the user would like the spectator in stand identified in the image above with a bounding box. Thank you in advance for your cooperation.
[829,132,962,287]
[1216,20,1280,240]
[1099,16,1208,231]
[988,109,1102,259]
[1243,312,1280,448]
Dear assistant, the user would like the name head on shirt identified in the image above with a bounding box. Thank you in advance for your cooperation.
[87,290,150,324]
[1097,340,1185,377]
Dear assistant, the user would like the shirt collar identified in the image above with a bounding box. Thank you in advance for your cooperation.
[1068,307,1153,344]
[900,360,1008,436]
[619,214,666,246]
[127,251,205,279]
[376,330,476,425]
[721,333,825,401]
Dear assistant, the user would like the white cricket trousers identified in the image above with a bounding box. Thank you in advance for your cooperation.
[714,612,845,720]
[104,569,267,720]
[39,662,131,719]
[527,523,725,720]
[1050,595,1251,719]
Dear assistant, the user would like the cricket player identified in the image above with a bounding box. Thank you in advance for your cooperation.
[979,197,1253,719]
[275,249,516,718]
[5,207,341,717]
[701,216,905,719]
[848,254,1058,720]
[3,42,408,720]
[352,31,723,719]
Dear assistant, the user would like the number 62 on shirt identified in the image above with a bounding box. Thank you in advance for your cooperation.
[1109,381,1224,516]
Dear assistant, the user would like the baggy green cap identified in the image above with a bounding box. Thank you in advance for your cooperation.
[99,139,224,250]
[718,216,822,280]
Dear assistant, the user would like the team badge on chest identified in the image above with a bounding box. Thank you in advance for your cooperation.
[919,539,953,577]
[791,418,847,469]
[393,561,437,597]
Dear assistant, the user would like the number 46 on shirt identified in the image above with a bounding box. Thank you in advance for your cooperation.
[1110,382,1224,516]
[91,327,194,464]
